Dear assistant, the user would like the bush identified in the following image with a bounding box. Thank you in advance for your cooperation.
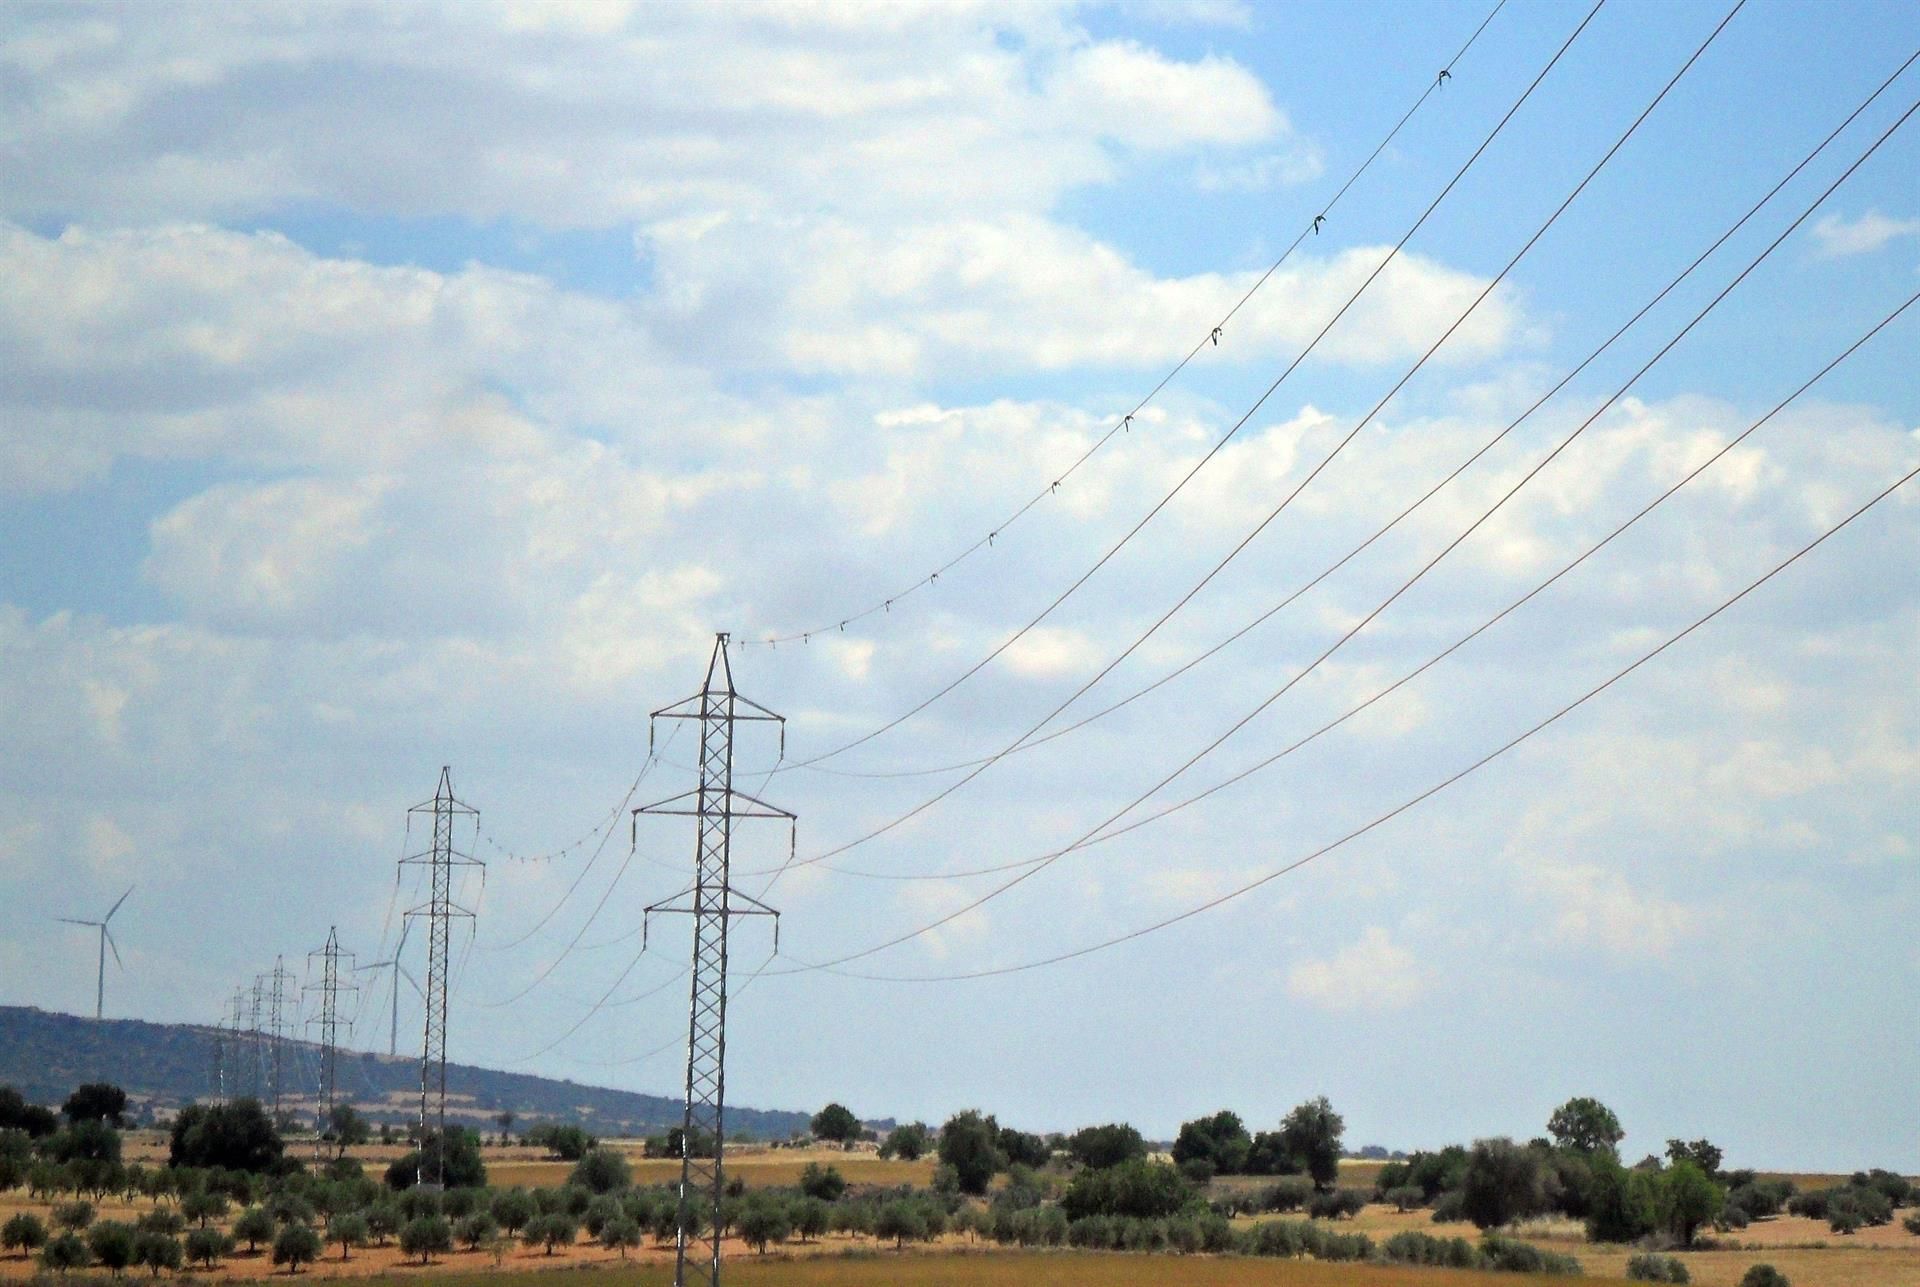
[271,1223,323,1274]
[1260,1177,1314,1213]
[1385,1184,1426,1212]
[1060,1159,1193,1221]
[1431,1190,1469,1223]
[1904,1212,1920,1236]
[1307,1187,1368,1220]
[1739,1266,1789,1287]
[1481,1232,1583,1275]
[1381,1230,1479,1268]
[1628,1251,1691,1282]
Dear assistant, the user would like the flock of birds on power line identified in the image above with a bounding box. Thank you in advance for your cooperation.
[54,1,1918,1093]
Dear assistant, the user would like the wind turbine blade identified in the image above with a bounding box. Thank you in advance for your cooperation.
[56,918,97,927]
[105,886,133,922]
[398,967,424,998]
[105,930,123,970]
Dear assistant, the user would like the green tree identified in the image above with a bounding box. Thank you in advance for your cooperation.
[1658,1160,1724,1248]
[568,1147,631,1194]
[493,1111,515,1141]
[810,1103,861,1145]
[183,1228,232,1268]
[1277,1097,1345,1190]
[792,1197,829,1243]
[133,1231,182,1279]
[0,1088,59,1137]
[272,1223,323,1274]
[180,1188,229,1228]
[62,1084,129,1128]
[457,1212,497,1250]
[86,1221,137,1277]
[1173,1110,1252,1176]
[47,1119,121,1165]
[1060,1158,1194,1220]
[599,1215,641,1258]
[1585,1155,1659,1243]
[997,1127,1051,1169]
[398,1216,452,1265]
[524,1213,576,1255]
[1460,1138,1546,1230]
[385,1127,486,1190]
[40,1231,92,1274]
[880,1122,930,1161]
[1739,1265,1790,1287]
[798,1162,846,1202]
[327,1212,368,1261]
[169,1101,284,1173]
[938,1111,1006,1195]
[874,1200,927,1249]
[363,1202,399,1246]
[1066,1122,1147,1170]
[1666,1139,1725,1179]
[52,1202,94,1232]
[736,1198,791,1253]
[1547,1097,1625,1158]
[490,1189,535,1235]
[233,1206,276,1252]
[3,1212,49,1257]
[324,1105,370,1155]
[0,1127,32,1190]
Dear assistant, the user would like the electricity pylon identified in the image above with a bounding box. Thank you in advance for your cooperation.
[260,958,296,1125]
[636,634,792,1287]
[305,928,358,1152]
[402,767,480,1190]
[245,979,266,1099]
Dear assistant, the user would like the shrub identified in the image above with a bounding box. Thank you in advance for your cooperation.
[1739,1266,1789,1287]
[1308,1187,1368,1220]
[1060,1159,1193,1221]
[1628,1251,1691,1282]
[271,1223,323,1274]
[1385,1184,1426,1212]
[1382,1230,1479,1268]
[1904,1212,1920,1236]
[1720,1203,1750,1230]
[1481,1233,1582,1275]
[1261,1177,1314,1213]
[1431,1190,1469,1223]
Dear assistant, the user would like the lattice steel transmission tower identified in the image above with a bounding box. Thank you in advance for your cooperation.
[402,767,480,1190]
[636,634,792,1287]
[305,927,357,1152]
[260,958,296,1124]
[245,979,266,1100]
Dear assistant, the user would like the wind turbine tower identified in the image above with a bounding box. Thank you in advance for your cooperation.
[57,887,132,1019]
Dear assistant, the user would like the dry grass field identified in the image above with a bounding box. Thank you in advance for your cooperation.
[328,1253,1587,1286]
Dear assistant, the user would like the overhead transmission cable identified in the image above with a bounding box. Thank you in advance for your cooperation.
[782,448,1920,982]
[753,94,1920,967]
[749,43,1920,886]
[769,0,1597,774]
[745,0,1726,878]
[734,0,1511,656]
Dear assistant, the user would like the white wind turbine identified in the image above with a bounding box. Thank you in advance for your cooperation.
[58,887,132,1020]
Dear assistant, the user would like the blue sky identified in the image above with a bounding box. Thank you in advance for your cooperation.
[1,0,1916,1170]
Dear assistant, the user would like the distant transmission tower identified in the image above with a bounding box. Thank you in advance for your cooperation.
[245,979,266,1099]
[305,927,357,1153]
[402,767,480,1190]
[261,957,295,1125]
[637,634,791,1287]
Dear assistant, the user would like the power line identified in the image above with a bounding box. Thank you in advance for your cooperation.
[772,0,1605,774]
[768,50,1920,882]
[782,453,1920,982]
[755,135,1920,975]
[744,0,1735,880]
[733,0,1512,654]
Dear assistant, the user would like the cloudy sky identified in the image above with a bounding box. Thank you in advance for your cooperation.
[2,0,1917,1170]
